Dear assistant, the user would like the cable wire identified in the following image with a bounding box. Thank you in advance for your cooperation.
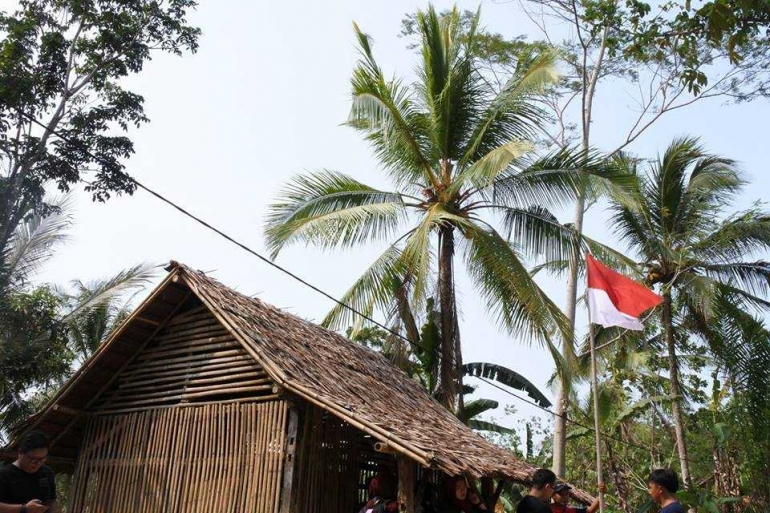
[12,109,712,467]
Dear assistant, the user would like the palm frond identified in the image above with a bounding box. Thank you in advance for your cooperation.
[530,258,572,278]
[62,263,157,322]
[700,261,770,299]
[448,140,532,196]
[322,244,405,331]
[615,395,678,424]
[468,419,516,435]
[464,361,552,407]
[692,205,770,262]
[415,6,485,160]
[491,148,595,209]
[3,195,73,287]
[497,205,577,264]
[349,24,435,188]
[652,137,741,239]
[462,222,570,345]
[398,207,441,305]
[460,50,557,166]
[264,171,406,258]
[461,398,499,423]
[565,426,591,440]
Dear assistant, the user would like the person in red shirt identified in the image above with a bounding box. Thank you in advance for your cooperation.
[550,482,606,513]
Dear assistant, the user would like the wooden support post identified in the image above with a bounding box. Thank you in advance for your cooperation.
[397,454,415,513]
[490,479,506,511]
[279,406,300,513]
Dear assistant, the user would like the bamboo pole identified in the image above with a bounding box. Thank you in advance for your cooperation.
[255,401,270,513]
[166,407,188,512]
[136,410,156,512]
[94,395,280,418]
[120,363,259,387]
[272,402,288,513]
[588,321,605,513]
[135,337,234,361]
[247,403,260,513]
[122,354,251,377]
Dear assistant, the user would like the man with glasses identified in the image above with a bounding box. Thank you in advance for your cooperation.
[0,431,56,513]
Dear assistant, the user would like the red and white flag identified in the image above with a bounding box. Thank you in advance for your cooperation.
[586,254,662,331]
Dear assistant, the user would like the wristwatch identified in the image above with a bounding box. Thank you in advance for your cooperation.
[20,505,27,513]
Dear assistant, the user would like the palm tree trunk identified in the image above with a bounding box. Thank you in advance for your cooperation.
[438,225,459,411]
[661,292,692,489]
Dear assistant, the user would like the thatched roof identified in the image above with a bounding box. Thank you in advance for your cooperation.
[8,261,593,503]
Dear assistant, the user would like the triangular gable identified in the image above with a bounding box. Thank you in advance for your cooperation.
[8,268,276,465]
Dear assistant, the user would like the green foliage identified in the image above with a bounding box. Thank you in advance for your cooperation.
[0,286,71,436]
[346,293,551,440]
[626,0,770,94]
[0,0,200,260]
[463,362,552,408]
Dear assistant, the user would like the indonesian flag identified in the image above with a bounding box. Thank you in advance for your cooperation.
[586,254,662,331]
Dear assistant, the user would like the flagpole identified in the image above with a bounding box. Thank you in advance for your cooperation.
[585,253,662,513]
[587,314,605,513]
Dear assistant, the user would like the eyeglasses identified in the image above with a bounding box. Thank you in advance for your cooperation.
[23,453,47,464]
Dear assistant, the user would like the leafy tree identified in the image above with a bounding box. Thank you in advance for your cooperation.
[607,137,770,488]
[265,5,622,410]
[0,0,200,269]
[59,264,154,366]
[627,0,770,95]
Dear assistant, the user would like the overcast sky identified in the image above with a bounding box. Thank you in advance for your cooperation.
[8,0,769,440]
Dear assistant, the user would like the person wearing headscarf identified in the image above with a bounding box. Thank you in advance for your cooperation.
[439,475,489,513]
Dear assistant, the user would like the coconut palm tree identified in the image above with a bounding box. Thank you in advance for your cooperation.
[607,137,770,488]
[265,6,622,410]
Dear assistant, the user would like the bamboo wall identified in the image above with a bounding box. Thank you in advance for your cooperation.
[91,304,274,414]
[291,405,396,513]
[69,401,288,512]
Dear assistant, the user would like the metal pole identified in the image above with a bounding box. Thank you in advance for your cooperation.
[588,320,605,513]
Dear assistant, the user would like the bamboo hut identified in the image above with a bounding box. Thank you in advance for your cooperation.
[5,261,592,512]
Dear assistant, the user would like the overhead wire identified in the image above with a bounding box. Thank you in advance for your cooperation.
[12,109,712,467]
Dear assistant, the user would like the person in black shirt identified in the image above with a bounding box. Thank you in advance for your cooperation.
[647,469,686,513]
[516,469,556,513]
[0,430,56,513]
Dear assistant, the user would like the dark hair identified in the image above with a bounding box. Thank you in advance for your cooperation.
[532,468,557,489]
[19,430,49,454]
[648,468,679,493]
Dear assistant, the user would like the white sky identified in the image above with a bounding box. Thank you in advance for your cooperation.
[8,0,769,441]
